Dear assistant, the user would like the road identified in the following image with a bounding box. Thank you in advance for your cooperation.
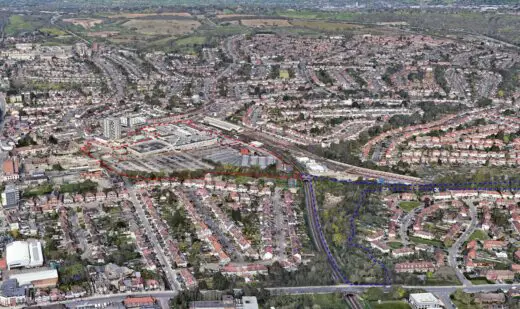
[23,282,520,308]
[126,183,180,292]
[448,200,477,287]
[399,206,423,246]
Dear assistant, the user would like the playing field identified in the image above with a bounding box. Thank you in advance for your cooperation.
[122,19,201,36]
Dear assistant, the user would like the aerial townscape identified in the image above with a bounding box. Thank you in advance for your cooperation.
[0,0,520,308]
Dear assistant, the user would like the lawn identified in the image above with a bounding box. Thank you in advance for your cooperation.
[409,236,444,248]
[388,242,403,249]
[469,229,490,241]
[470,278,491,285]
[398,201,421,212]
[370,301,411,309]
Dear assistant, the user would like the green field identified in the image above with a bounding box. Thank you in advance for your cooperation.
[175,36,206,46]
[5,15,37,35]
[264,293,347,308]
[371,301,411,309]
[469,229,490,241]
[398,201,421,212]
[39,27,68,36]
[409,236,444,248]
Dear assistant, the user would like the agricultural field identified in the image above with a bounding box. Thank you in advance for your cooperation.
[121,18,200,36]
[241,19,292,27]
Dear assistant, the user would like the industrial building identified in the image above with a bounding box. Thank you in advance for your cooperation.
[6,240,44,270]
[8,269,59,288]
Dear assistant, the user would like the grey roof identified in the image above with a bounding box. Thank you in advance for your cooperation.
[1,279,26,297]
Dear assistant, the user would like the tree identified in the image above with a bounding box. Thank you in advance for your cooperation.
[212,272,231,291]
[364,287,385,301]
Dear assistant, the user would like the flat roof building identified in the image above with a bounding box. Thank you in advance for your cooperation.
[203,117,243,132]
[9,269,58,288]
[409,293,442,309]
[6,240,44,270]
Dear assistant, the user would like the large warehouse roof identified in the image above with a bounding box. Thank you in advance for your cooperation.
[5,240,44,269]
[9,269,58,286]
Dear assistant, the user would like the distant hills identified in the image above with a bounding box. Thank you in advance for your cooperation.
[0,0,518,8]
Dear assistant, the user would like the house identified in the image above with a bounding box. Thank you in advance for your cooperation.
[123,296,156,308]
[483,240,507,251]
[485,270,514,282]
[395,261,436,273]
[370,241,390,254]
[392,247,414,258]
[475,293,506,304]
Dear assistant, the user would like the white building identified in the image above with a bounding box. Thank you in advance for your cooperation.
[409,293,442,309]
[103,117,122,140]
[6,240,44,270]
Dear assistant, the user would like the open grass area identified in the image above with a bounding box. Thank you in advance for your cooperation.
[264,293,347,308]
[279,69,290,79]
[371,301,411,309]
[409,236,444,248]
[469,229,490,241]
[241,19,292,27]
[291,20,362,32]
[5,15,39,35]
[39,27,68,36]
[122,19,200,36]
[398,201,421,212]
[175,36,207,46]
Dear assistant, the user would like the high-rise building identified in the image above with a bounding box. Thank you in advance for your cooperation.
[102,117,122,140]
[2,184,19,209]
